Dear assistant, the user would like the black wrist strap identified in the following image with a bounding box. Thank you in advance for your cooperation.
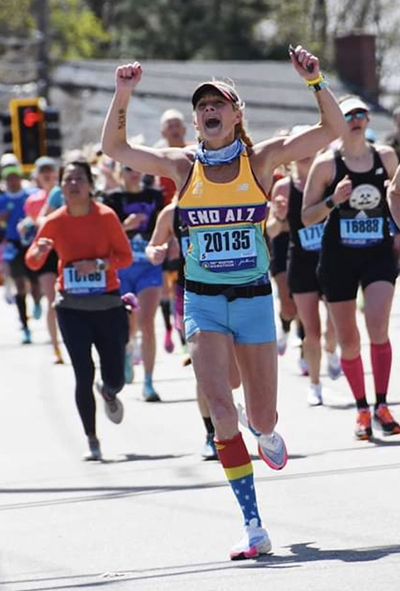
[325,195,335,209]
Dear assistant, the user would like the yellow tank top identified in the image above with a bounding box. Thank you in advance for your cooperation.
[179,152,269,285]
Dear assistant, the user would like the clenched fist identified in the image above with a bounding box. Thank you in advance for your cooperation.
[115,62,142,93]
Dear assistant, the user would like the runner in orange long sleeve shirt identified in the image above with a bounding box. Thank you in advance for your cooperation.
[26,161,133,461]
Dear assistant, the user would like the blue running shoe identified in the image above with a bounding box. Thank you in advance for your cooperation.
[21,327,32,345]
[33,301,42,320]
[143,381,161,402]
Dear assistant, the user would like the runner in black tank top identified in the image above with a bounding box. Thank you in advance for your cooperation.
[303,95,400,440]
[269,149,340,407]
[319,147,396,299]
[268,167,297,356]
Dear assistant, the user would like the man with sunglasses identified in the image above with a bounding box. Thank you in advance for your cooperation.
[302,95,400,440]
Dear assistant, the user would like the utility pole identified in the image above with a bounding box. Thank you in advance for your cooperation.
[36,0,50,102]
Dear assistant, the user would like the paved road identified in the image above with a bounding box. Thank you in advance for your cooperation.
[1,285,399,591]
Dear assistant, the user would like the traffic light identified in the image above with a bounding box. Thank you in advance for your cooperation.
[0,111,13,154]
[9,97,46,172]
[2,98,63,173]
[44,107,62,158]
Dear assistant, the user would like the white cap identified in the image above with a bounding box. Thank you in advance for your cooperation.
[160,109,185,125]
[339,96,369,115]
[1,153,20,168]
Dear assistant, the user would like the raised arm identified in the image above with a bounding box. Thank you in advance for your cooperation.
[101,63,189,185]
[252,46,347,186]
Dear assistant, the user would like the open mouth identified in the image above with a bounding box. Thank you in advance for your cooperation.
[205,117,220,129]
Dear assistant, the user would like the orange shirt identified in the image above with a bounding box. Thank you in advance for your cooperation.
[159,176,177,206]
[25,201,133,292]
[24,189,48,221]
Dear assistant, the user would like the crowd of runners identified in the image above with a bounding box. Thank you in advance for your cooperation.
[1,44,400,561]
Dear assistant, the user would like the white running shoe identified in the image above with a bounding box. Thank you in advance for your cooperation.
[277,330,289,356]
[230,518,272,560]
[96,382,124,424]
[83,436,102,461]
[307,383,323,406]
[258,431,288,470]
[327,351,342,380]
[237,403,288,470]
[200,433,218,461]
[298,356,309,376]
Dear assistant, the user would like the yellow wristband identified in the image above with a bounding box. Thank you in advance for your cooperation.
[306,74,324,86]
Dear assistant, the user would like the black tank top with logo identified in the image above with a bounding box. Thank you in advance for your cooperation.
[322,148,392,252]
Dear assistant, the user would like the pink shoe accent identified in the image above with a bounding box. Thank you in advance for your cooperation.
[230,545,259,560]
[257,433,288,471]
[164,329,174,353]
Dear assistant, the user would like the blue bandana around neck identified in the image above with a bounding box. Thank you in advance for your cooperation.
[195,138,245,166]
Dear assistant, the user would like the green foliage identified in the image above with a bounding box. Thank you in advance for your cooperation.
[0,0,34,35]
[2,0,397,69]
[49,0,110,60]
[108,0,272,60]
[263,0,324,60]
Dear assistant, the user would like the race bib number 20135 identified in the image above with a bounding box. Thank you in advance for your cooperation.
[197,228,257,272]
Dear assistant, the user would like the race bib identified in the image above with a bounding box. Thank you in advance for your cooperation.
[63,267,106,295]
[197,227,257,272]
[298,223,324,251]
[339,210,383,247]
[130,235,149,262]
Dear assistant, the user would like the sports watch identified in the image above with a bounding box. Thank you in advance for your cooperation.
[95,258,106,271]
[324,195,336,209]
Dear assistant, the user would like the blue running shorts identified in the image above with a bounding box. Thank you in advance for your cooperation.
[184,291,276,344]
[118,262,163,295]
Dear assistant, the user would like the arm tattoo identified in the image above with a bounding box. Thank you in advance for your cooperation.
[118,109,126,130]
[315,92,325,115]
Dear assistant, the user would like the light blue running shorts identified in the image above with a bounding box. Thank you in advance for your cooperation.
[184,290,276,344]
